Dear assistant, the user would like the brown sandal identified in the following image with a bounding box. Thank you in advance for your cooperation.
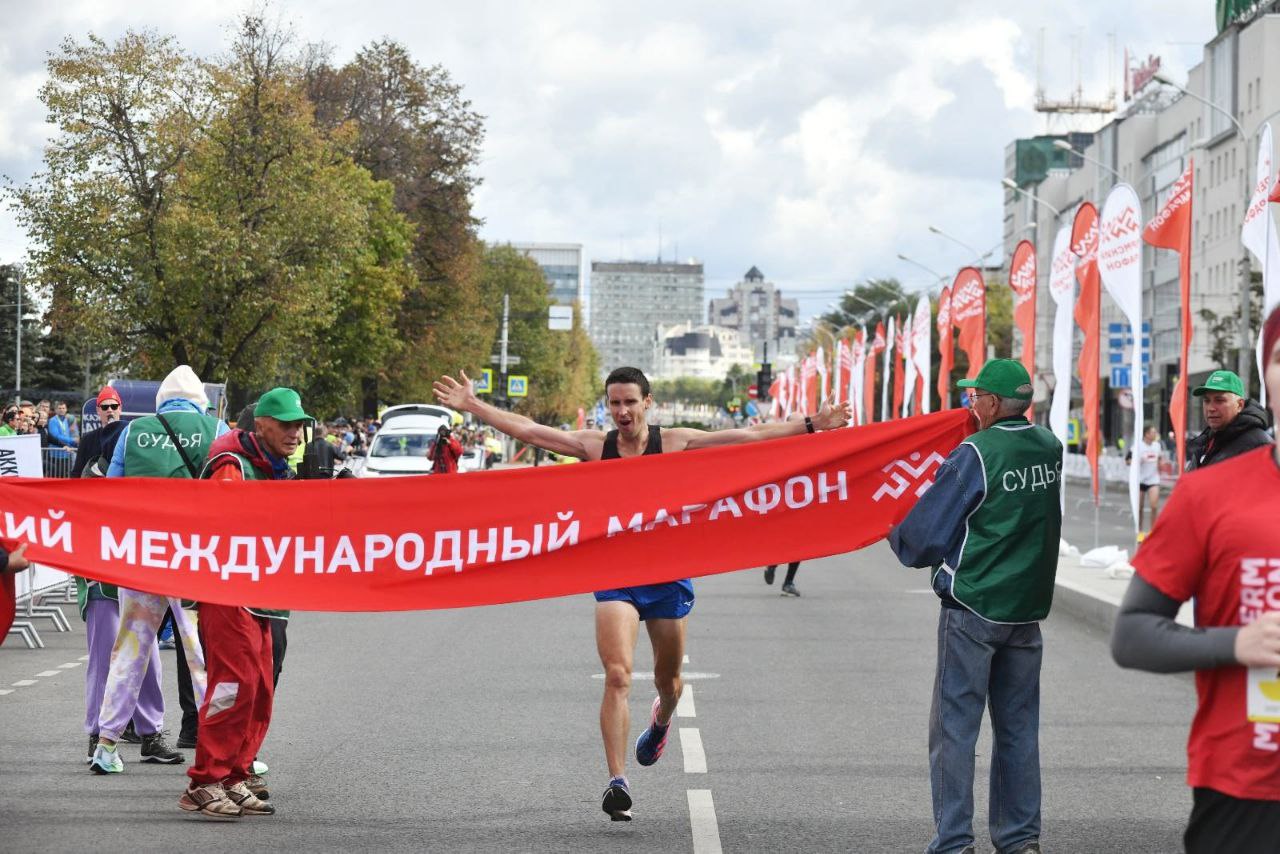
[179,783,243,820]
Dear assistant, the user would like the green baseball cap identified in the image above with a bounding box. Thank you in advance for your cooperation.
[253,387,314,423]
[1192,370,1245,397]
[956,359,1034,400]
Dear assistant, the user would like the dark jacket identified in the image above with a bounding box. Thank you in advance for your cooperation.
[71,421,126,478]
[1185,399,1273,471]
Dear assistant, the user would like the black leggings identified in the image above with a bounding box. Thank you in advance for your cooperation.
[767,562,800,584]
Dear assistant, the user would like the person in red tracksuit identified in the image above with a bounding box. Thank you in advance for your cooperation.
[178,388,312,820]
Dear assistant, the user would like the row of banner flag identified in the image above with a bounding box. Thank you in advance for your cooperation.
[771,123,1280,532]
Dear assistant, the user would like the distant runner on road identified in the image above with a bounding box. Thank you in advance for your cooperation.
[434,365,850,821]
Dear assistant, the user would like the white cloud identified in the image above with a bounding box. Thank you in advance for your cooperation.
[0,0,1218,320]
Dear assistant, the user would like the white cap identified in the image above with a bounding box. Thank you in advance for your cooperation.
[156,365,208,410]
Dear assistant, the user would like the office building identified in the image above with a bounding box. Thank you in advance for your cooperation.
[589,260,704,375]
[707,266,800,362]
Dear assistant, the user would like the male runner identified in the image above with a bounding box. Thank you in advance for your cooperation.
[434,365,850,820]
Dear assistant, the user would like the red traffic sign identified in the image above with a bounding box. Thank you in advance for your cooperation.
[747,385,758,399]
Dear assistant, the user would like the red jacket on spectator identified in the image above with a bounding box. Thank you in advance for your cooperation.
[428,432,463,474]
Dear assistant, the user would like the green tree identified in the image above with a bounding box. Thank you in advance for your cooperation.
[10,20,414,414]
[303,39,489,405]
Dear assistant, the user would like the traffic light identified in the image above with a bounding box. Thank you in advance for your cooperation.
[756,363,772,401]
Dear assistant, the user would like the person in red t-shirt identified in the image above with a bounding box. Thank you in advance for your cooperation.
[1112,306,1280,853]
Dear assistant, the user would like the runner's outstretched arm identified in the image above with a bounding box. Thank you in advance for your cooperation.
[433,371,595,459]
[672,402,852,451]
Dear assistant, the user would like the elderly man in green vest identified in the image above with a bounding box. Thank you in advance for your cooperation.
[177,387,311,820]
[889,359,1062,854]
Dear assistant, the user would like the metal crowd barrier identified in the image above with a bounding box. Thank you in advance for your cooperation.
[5,564,74,650]
[41,446,75,478]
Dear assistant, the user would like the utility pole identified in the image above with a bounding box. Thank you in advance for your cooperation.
[498,292,510,409]
[15,267,21,405]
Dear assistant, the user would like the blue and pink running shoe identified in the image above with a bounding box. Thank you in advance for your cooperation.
[634,696,670,766]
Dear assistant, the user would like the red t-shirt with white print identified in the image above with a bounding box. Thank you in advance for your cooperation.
[1131,445,1280,801]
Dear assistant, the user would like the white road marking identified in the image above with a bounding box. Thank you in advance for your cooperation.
[687,789,723,854]
[36,670,62,677]
[680,728,707,773]
[677,684,696,718]
[12,680,36,687]
[78,655,90,661]
[58,662,81,669]
[0,689,12,696]
[592,671,720,680]
[682,654,689,663]
[905,588,936,594]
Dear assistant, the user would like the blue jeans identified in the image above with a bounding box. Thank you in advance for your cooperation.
[928,606,1043,854]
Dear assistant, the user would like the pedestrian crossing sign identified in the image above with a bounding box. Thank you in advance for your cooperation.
[507,375,529,398]
[475,369,493,394]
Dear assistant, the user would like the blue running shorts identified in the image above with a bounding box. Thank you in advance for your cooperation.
[593,580,695,621]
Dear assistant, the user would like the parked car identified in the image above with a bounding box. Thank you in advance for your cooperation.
[359,404,457,478]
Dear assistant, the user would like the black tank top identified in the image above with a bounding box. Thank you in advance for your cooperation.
[601,426,662,459]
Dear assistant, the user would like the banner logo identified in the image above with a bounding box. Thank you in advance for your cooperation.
[1107,206,1140,240]
[871,451,946,502]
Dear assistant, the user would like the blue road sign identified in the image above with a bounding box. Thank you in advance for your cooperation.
[1110,366,1149,389]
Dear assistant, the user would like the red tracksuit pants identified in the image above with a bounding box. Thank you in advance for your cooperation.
[188,604,274,786]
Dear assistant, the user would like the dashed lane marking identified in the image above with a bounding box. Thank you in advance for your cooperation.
[592,671,720,680]
[36,670,63,677]
[680,728,707,773]
[677,685,696,718]
[78,655,90,661]
[0,689,12,696]
[12,680,36,687]
[58,662,80,669]
[687,789,723,854]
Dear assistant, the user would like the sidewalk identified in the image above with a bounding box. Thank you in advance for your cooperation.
[1052,550,1194,633]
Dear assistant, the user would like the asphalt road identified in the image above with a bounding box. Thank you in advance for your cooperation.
[1,543,1194,853]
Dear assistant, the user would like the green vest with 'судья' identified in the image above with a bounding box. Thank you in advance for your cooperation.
[941,417,1063,624]
[122,411,220,479]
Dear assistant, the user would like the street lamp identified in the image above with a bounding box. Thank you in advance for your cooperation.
[897,253,945,282]
[927,225,986,268]
[1002,178,1063,220]
[1153,72,1246,138]
[1053,138,1121,181]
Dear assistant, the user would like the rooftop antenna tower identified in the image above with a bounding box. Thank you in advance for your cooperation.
[1035,28,1116,132]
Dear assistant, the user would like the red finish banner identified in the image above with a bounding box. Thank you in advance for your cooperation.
[1009,240,1037,381]
[0,411,973,612]
[1071,203,1102,503]
[1144,163,1194,472]
[935,286,953,408]
[950,267,987,379]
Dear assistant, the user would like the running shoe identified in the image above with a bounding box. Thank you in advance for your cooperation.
[245,773,270,800]
[89,743,123,775]
[780,582,801,597]
[634,696,670,766]
[225,781,276,816]
[601,776,632,821]
[177,732,198,749]
[763,565,776,585]
[86,733,98,764]
[140,731,185,764]
[118,721,141,744]
[179,782,242,820]
[250,759,269,775]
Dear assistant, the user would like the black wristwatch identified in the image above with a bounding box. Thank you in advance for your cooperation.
[804,416,815,434]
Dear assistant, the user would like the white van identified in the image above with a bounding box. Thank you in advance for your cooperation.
[359,404,457,477]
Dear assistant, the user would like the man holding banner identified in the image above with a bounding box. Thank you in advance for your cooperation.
[888,359,1061,854]
[434,366,850,821]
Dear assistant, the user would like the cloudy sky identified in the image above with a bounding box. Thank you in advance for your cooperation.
[0,1,1214,320]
